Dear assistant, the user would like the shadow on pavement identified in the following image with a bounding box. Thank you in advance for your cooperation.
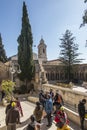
[17,117,30,129]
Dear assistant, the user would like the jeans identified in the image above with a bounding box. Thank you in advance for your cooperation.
[47,112,52,125]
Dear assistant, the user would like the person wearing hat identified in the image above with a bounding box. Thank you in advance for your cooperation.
[54,106,70,130]
[6,102,20,130]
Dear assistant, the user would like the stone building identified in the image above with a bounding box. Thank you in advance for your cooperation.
[1,38,87,89]
[37,38,87,84]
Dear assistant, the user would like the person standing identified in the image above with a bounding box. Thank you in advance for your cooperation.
[5,100,13,114]
[53,91,64,112]
[78,99,86,130]
[33,102,43,130]
[54,106,70,130]
[49,89,54,100]
[1,90,5,101]
[15,97,23,117]
[45,94,53,127]
[39,90,45,108]
[6,102,20,130]
[33,102,43,123]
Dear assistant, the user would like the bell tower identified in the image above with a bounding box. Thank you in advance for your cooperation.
[38,38,47,64]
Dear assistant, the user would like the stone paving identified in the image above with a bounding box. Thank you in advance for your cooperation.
[0,100,80,130]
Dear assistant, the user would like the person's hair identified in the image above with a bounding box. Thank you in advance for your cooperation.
[10,100,13,104]
[82,99,86,103]
[16,97,18,100]
[36,102,40,106]
[47,94,51,98]
[30,115,35,122]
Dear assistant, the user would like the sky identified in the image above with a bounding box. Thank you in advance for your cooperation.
[0,0,87,63]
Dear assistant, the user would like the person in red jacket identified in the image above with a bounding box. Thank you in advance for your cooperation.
[15,97,23,117]
[54,106,70,130]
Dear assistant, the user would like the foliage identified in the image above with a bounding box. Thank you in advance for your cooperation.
[0,33,7,62]
[17,2,35,88]
[59,30,81,82]
[80,0,87,27]
[84,0,87,3]
[1,80,15,96]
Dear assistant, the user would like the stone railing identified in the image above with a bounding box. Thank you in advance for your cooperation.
[82,82,87,89]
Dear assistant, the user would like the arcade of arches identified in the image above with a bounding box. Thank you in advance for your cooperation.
[42,60,87,83]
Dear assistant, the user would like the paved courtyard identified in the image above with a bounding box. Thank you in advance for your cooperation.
[0,100,80,130]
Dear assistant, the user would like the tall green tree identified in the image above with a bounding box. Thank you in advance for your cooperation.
[59,30,81,82]
[80,0,87,27]
[17,2,34,89]
[0,33,7,62]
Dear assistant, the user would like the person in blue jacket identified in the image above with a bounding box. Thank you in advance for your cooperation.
[45,94,53,127]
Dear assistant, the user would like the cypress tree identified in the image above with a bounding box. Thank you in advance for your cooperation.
[17,2,34,89]
[0,33,7,63]
[59,30,81,82]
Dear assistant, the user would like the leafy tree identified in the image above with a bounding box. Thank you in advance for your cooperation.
[17,2,34,90]
[0,33,7,62]
[59,30,81,82]
[1,80,15,101]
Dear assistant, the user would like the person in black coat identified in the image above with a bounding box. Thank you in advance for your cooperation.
[1,90,5,101]
[5,100,13,114]
[78,99,86,130]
